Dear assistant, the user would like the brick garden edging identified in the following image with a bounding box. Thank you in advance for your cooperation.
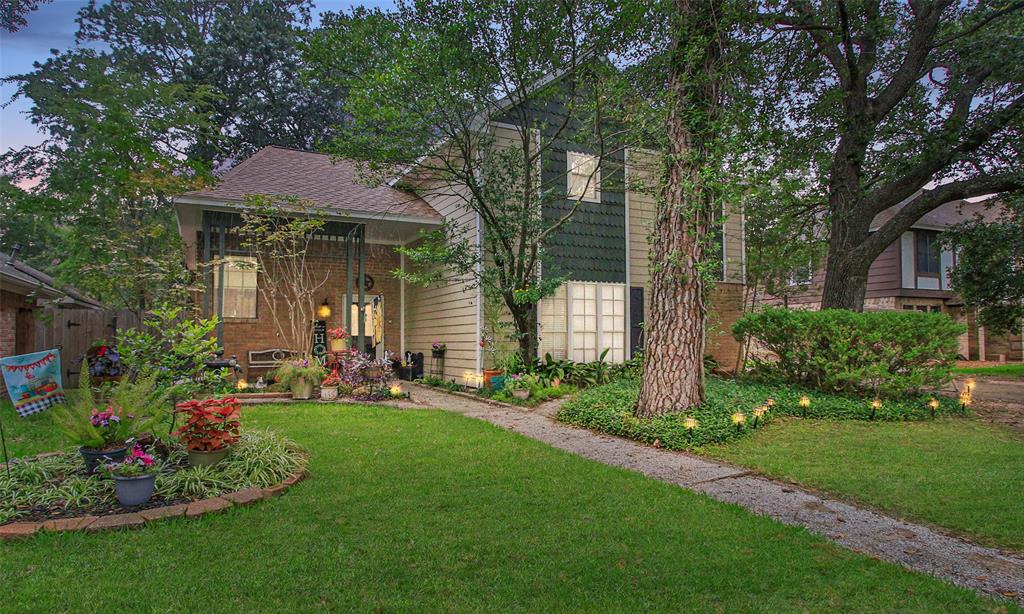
[0,460,308,541]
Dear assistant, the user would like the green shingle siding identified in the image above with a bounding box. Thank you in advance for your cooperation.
[500,96,627,284]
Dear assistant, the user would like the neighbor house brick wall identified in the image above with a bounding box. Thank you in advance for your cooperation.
[1,290,24,398]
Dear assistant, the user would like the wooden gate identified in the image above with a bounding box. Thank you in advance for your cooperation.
[34,308,140,385]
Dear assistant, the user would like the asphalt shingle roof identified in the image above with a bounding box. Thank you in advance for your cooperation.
[182,146,440,220]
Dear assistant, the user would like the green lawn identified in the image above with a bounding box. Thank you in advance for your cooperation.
[704,417,1024,551]
[1,402,1012,612]
[953,363,1024,378]
[1,402,64,459]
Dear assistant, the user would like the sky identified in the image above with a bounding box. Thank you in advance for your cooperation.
[0,0,384,155]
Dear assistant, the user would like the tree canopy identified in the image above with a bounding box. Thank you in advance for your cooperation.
[745,1,1024,309]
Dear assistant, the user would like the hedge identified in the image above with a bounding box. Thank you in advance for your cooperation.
[733,307,964,396]
[556,377,964,451]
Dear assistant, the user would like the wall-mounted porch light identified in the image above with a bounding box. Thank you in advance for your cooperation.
[317,299,332,319]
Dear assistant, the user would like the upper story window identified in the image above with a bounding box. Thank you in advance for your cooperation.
[915,230,941,277]
[213,255,258,319]
[567,151,600,202]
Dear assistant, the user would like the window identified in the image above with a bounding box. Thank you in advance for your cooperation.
[600,284,626,363]
[539,286,568,360]
[567,151,600,202]
[540,282,626,363]
[571,283,598,362]
[213,256,257,319]
[915,230,941,276]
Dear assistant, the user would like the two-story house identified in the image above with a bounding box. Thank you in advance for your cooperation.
[174,116,746,385]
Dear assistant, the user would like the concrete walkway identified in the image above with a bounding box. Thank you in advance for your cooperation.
[408,383,1024,605]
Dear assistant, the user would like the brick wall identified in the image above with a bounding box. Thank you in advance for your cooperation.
[210,241,403,380]
[1,290,24,398]
[706,282,744,372]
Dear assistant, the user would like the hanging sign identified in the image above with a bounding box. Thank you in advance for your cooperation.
[311,320,327,363]
[1,349,66,417]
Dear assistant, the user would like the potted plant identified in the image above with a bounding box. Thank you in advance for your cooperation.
[101,444,160,507]
[328,327,349,352]
[273,358,326,400]
[53,373,165,473]
[431,341,447,358]
[173,397,242,467]
[504,374,535,400]
[321,372,341,401]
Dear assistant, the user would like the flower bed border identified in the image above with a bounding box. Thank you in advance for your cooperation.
[0,451,308,541]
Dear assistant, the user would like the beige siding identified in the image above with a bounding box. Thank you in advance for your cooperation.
[625,147,745,323]
[403,181,481,385]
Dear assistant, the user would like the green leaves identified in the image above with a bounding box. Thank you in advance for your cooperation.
[733,308,965,396]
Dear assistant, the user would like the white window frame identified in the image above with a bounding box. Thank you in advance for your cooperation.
[566,151,600,203]
[540,282,626,363]
[213,255,258,319]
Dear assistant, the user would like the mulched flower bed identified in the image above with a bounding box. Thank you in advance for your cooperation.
[1,430,307,537]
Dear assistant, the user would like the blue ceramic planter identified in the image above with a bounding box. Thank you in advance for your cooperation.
[112,473,156,507]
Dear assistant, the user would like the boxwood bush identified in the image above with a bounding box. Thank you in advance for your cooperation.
[556,377,963,451]
[733,307,964,396]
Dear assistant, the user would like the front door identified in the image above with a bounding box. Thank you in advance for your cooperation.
[629,287,644,357]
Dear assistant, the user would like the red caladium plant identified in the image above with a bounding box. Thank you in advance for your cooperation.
[173,397,242,452]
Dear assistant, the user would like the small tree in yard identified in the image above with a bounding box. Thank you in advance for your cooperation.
[236,198,330,357]
[305,0,633,363]
[941,196,1024,334]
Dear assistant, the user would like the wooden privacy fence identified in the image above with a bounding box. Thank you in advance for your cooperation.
[34,308,140,386]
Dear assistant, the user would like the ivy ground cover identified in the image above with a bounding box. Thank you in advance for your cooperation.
[1,402,1010,611]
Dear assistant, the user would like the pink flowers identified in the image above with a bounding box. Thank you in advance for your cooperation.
[327,327,349,340]
[103,444,159,477]
[90,406,122,428]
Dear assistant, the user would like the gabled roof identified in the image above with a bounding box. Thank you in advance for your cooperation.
[871,196,1004,231]
[1,257,104,309]
[179,146,441,221]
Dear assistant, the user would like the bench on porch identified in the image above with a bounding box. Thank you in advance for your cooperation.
[247,348,302,380]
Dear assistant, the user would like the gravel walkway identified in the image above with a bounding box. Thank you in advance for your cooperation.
[408,383,1024,605]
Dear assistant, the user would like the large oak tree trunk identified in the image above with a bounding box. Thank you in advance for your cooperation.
[635,0,720,417]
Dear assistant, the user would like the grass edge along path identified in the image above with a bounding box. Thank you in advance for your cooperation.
[702,416,1024,552]
[2,402,1014,612]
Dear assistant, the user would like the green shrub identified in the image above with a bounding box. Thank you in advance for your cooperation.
[556,378,964,451]
[733,307,964,396]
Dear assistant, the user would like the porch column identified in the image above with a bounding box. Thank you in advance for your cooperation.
[202,211,212,320]
[345,229,354,344]
[357,224,366,354]
[216,215,226,346]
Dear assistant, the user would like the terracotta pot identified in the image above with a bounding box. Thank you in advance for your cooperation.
[290,378,314,400]
[321,386,339,401]
[188,446,230,467]
[483,368,504,390]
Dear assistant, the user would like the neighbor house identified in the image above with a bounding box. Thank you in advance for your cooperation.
[768,198,1022,362]
[174,131,746,385]
[1,251,105,396]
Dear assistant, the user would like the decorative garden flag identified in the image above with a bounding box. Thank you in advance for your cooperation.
[0,349,66,417]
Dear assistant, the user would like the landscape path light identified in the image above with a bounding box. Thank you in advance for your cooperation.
[928,398,939,419]
[870,397,882,420]
[683,417,698,442]
[753,405,767,427]
[798,395,811,417]
[731,412,746,432]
